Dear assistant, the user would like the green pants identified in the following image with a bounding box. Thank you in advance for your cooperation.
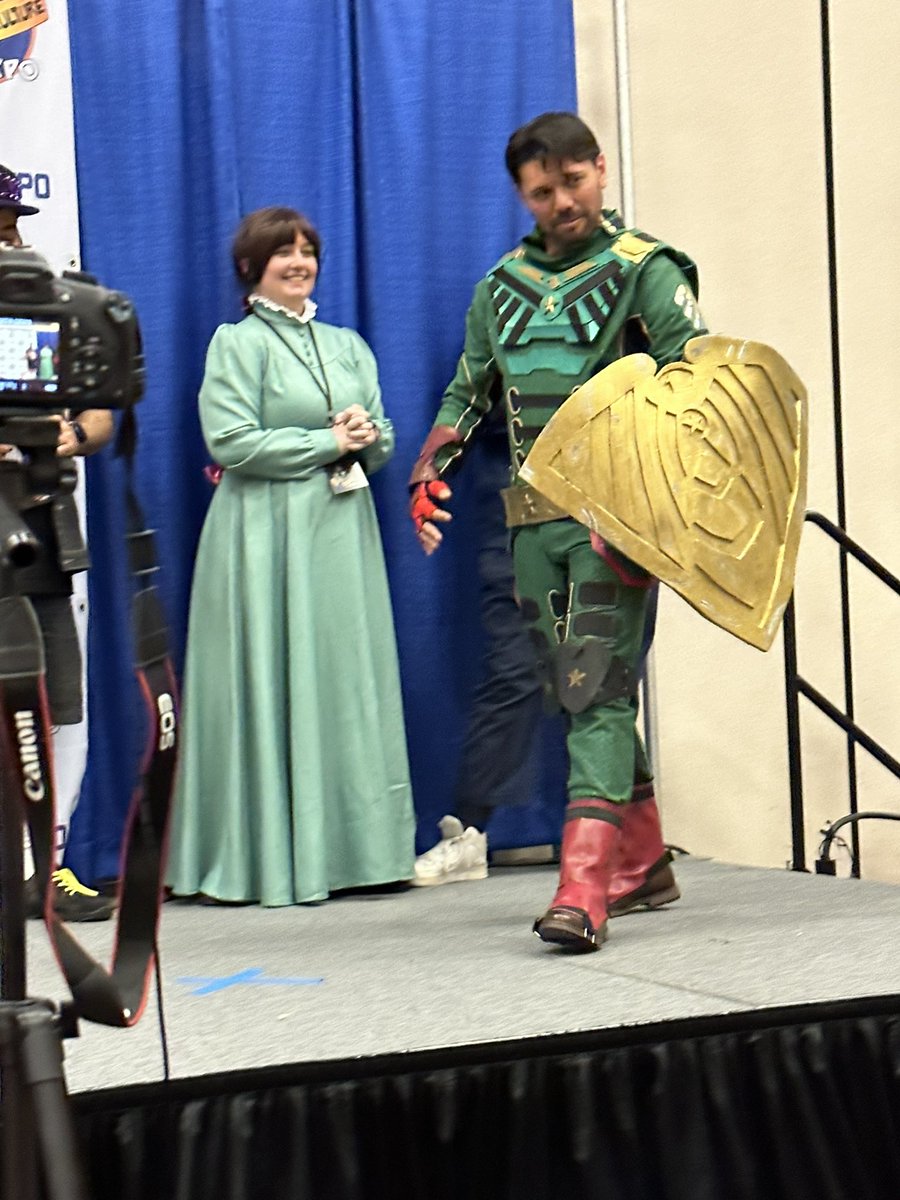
[512,519,652,802]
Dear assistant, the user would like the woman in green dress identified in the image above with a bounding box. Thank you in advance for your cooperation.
[167,207,415,905]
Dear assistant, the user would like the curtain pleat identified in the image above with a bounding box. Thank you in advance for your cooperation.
[65,0,576,881]
[74,1013,900,1200]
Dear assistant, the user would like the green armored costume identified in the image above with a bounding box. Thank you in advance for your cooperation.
[411,210,705,948]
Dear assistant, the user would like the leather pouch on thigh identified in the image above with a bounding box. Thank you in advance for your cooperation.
[555,639,635,714]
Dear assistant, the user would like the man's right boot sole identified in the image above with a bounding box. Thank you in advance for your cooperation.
[533,913,608,953]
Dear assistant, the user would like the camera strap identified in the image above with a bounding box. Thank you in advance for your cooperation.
[0,594,57,911]
[0,482,179,1028]
[51,493,91,574]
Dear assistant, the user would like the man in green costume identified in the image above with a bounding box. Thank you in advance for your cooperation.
[410,112,705,952]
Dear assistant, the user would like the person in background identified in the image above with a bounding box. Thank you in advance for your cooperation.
[410,113,702,951]
[0,163,115,921]
[409,403,546,888]
[167,206,415,905]
[410,424,660,891]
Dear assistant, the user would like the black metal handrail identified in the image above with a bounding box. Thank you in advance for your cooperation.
[783,511,900,875]
[782,5,898,878]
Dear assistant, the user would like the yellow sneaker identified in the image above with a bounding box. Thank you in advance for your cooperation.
[27,868,116,923]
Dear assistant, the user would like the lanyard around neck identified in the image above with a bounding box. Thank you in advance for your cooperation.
[252,310,333,416]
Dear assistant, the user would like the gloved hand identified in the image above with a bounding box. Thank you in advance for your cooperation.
[410,480,453,555]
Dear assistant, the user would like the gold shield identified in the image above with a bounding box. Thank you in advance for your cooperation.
[519,335,808,651]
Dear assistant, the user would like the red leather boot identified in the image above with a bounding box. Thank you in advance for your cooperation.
[607,785,680,917]
[533,799,622,952]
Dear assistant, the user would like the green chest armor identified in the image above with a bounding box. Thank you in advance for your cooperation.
[486,236,657,485]
[487,245,639,384]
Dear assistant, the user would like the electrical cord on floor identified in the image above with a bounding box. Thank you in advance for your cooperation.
[153,940,170,1080]
[815,811,900,876]
[817,826,852,874]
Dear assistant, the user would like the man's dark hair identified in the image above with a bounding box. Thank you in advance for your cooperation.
[232,206,321,289]
[505,112,601,183]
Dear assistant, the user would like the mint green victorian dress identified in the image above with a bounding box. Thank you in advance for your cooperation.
[166,301,415,905]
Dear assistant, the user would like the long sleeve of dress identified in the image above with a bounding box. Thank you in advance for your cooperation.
[348,330,396,476]
[199,324,341,480]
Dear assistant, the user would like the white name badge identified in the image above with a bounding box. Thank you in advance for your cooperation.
[328,458,370,494]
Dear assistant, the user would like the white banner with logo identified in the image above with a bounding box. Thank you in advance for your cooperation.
[1,0,87,866]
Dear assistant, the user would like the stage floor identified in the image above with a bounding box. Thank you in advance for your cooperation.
[18,855,900,1095]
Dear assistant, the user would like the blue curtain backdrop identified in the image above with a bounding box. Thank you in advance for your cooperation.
[66,0,578,882]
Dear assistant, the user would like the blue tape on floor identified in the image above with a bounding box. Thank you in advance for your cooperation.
[177,967,324,995]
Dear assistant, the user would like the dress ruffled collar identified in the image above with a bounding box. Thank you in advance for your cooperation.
[248,294,317,324]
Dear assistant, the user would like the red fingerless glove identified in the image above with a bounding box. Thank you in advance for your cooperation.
[410,481,449,534]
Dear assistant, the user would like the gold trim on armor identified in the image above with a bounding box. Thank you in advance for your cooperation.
[610,231,658,264]
[562,260,597,281]
[505,385,522,416]
[501,484,569,527]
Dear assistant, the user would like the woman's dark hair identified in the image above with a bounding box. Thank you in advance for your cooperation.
[505,112,601,182]
[232,206,321,289]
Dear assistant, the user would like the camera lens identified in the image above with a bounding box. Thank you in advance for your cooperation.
[2,528,38,568]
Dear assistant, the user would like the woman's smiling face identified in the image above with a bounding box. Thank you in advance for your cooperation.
[255,232,319,311]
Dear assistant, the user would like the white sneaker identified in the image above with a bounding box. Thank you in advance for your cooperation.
[411,815,488,887]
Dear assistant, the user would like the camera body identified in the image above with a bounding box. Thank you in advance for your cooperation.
[0,246,144,411]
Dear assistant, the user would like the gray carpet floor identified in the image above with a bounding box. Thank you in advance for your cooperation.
[13,855,900,1095]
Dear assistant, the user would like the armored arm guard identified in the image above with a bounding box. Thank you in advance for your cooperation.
[408,425,464,486]
[410,280,500,487]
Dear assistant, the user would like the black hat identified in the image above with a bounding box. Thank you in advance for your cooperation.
[0,164,39,215]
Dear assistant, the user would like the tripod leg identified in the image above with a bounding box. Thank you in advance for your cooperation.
[0,1006,40,1200]
[0,765,28,1001]
[18,1004,90,1200]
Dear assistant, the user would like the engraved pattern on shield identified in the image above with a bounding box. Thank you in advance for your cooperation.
[520,338,807,650]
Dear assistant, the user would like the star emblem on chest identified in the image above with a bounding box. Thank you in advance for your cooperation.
[567,667,587,688]
[542,294,559,315]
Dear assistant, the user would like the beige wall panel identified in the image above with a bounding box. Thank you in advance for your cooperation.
[571,1,900,876]
[573,2,622,211]
[825,1,900,882]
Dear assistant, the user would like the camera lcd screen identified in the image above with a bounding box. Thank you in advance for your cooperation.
[0,315,61,396]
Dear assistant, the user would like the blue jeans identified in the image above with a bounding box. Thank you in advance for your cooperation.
[454,433,543,830]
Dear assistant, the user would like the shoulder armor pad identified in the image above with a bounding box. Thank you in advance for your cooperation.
[490,245,526,272]
[610,230,659,264]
